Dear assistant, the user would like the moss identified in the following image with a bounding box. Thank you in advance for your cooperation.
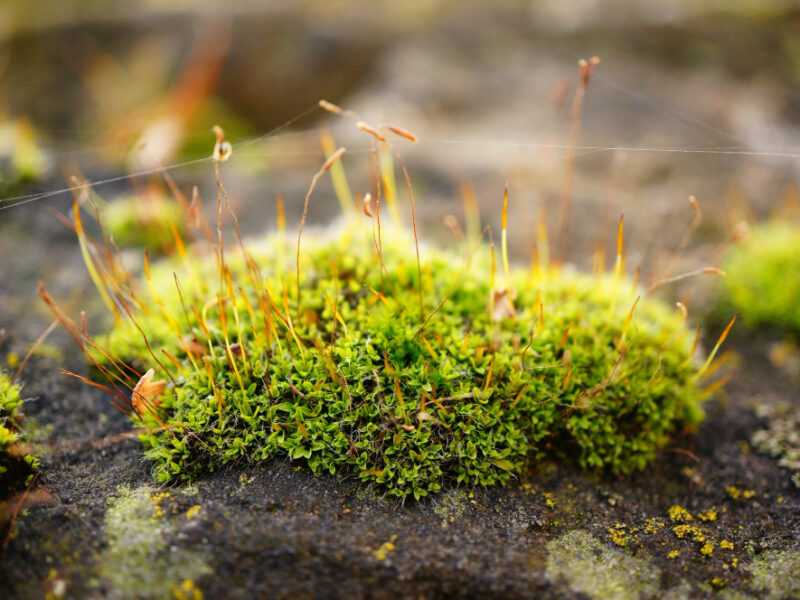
[747,550,800,599]
[86,212,708,500]
[0,369,38,492]
[101,193,186,253]
[98,485,210,600]
[721,220,800,333]
[751,402,800,488]
[0,115,48,189]
[546,530,661,599]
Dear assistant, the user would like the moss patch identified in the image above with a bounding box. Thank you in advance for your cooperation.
[98,485,210,600]
[0,370,38,493]
[101,193,186,253]
[721,220,800,333]
[87,217,708,500]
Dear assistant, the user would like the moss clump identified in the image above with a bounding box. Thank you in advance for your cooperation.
[721,220,800,333]
[0,115,48,193]
[101,193,186,253]
[93,216,703,500]
[0,370,38,491]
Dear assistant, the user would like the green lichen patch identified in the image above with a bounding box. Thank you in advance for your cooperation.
[98,485,210,600]
[546,530,661,599]
[721,220,800,333]
[747,550,800,599]
[0,369,38,493]
[89,217,705,500]
[751,403,800,488]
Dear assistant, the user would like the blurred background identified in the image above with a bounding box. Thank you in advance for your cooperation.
[1,0,799,307]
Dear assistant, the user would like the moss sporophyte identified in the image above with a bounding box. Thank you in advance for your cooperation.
[41,117,730,500]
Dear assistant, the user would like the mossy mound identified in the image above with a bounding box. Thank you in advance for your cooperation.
[101,194,186,253]
[0,370,38,492]
[721,220,800,333]
[99,221,703,500]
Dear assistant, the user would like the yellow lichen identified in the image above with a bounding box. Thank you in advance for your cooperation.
[710,577,725,588]
[700,542,714,557]
[643,517,665,534]
[172,578,203,600]
[672,524,706,543]
[668,549,680,559]
[697,509,717,522]
[720,539,734,550]
[150,491,171,518]
[373,535,398,561]
[725,485,756,500]
[668,505,693,523]
[609,524,628,547]
[186,505,202,519]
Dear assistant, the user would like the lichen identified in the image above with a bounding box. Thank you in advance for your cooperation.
[668,505,693,523]
[725,485,756,501]
[98,485,210,600]
[747,550,800,599]
[697,508,717,522]
[751,402,800,488]
[372,534,398,561]
[546,530,661,599]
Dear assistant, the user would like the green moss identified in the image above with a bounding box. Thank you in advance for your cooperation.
[94,216,704,500]
[721,220,800,332]
[546,530,661,599]
[99,485,210,600]
[747,550,800,599]
[0,370,38,491]
[0,115,48,190]
[101,194,186,253]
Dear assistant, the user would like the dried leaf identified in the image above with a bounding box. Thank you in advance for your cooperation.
[132,368,167,415]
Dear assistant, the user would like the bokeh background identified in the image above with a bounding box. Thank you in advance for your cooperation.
[1,0,799,312]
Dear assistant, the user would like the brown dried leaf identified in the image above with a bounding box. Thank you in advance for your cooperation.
[132,368,167,416]
[489,288,517,322]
